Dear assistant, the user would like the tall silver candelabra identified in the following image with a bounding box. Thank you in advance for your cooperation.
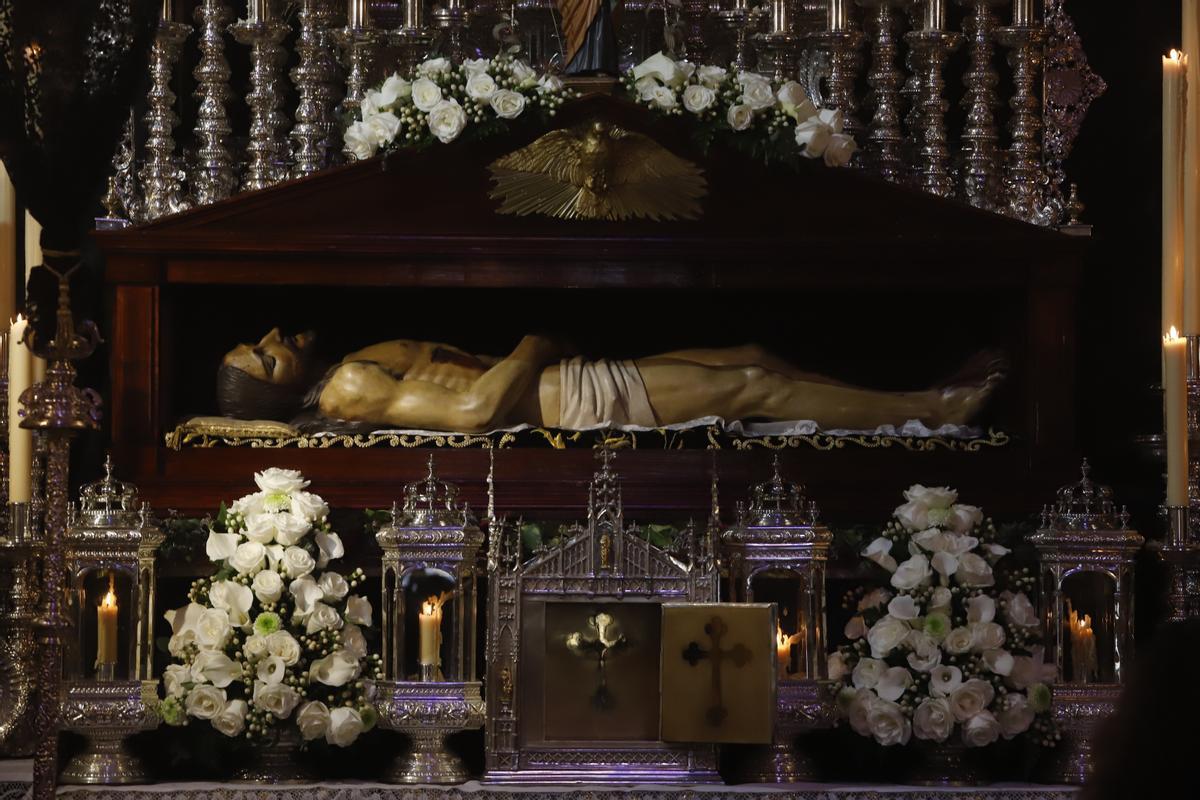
[335,25,381,116]
[815,27,865,147]
[141,18,191,220]
[858,0,905,183]
[232,17,290,192]
[392,0,436,75]
[997,20,1048,224]
[716,2,760,74]
[957,0,1005,210]
[901,3,922,139]
[905,27,961,198]
[433,0,473,63]
[291,0,344,179]
[755,0,803,84]
[191,0,236,205]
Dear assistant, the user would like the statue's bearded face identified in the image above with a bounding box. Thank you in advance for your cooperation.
[222,328,313,385]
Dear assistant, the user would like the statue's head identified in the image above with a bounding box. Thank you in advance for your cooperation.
[217,328,316,420]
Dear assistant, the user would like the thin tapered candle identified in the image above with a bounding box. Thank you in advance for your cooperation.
[1166,51,1187,335]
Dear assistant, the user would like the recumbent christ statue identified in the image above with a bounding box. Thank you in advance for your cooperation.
[217,329,1006,433]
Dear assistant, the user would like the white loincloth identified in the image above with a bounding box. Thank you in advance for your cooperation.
[557,357,659,428]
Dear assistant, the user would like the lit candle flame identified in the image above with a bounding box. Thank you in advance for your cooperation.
[421,591,450,616]
[100,574,117,609]
[1166,326,1184,343]
[1171,48,1185,62]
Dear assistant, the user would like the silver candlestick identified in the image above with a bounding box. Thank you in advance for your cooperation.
[681,0,711,63]
[335,24,381,116]
[1159,505,1194,621]
[754,0,803,84]
[997,19,1048,224]
[857,0,905,182]
[231,16,290,192]
[291,0,345,179]
[957,0,1005,209]
[814,14,865,146]
[717,1,762,74]
[391,0,436,75]
[191,0,236,205]
[141,18,191,219]
[905,24,962,198]
[433,0,473,63]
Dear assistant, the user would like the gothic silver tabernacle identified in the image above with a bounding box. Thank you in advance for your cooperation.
[485,448,720,784]
[1030,460,1143,784]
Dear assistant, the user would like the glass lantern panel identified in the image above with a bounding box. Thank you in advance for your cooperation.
[401,568,459,681]
[71,568,135,681]
[748,569,809,680]
[1060,570,1117,684]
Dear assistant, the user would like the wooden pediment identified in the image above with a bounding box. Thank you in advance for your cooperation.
[95,94,1081,291]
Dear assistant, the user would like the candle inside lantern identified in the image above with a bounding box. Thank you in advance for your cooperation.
[96,575,119,679]
[1165,50,1187,336]
[827,0,848,32]
[1164,327,1189,506]
[1067,601,1097,684]
[1012,0,1036,26]
[8,314,32,504]
[418,592,449,679]
[776,622,791,679]
[923,0,945,31]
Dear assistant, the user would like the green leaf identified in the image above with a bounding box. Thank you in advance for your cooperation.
[520,522,543,555]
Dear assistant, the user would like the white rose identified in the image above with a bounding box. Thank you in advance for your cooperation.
[967,594,996,624]
[649,85,677,111]
[243,514,276,544]
[229,541,266,576]
[190,650,240,688]
[859,588,893,611]
[904,631,942,672]
[254,468,308,495]
[345,595,373,626]
[315,531,344,569]
[696,64,727,88]
[343,120,377,160]
[844,615,867,640]
[875,666,913,702]
[777,81,817,121]
[163,663,191,698]
[961,710,1001,748]
[997,694,1036,738]
[205,530,240,562]
[279,512,315,546]
[290,575,324,618]
[537,74,564,93]
[256,655,288,686]
[823,133,857,167]
[862,537,898,573]
[265,544,285,570]
[266,630,302,666]
[212,699,248,737]
[847,688,876,737]
[465,71,498,102]
[195,608,233,650]
[946,504,984,534]
[890,554,932,591]
[929,587,953,613]
[231,492,266,518]
[377,74,412,105]
[736,72,775,110]
[185,684,226,720]
[929,665,963,697]
[673,59,696,86]
[427,99,467,144]
[509,60,537,88]
[209,580,253,629]
[632,51,680,86]
[634,75,659,101]
[252,569,284,605]
[818,107,844,133]
[905,484,957,509]
[867,698,912,747]
[852,657,886,689]
[306,601,345,634]
[165,602,205,637]
[983,541,1012,561]
[827,651,849,681]
[282,546,315,579]
[949,678,995,721]
[290,491,329,524]
[795,118,832,158]
[297,701,331,740]
[418,57,451,77]
[956,553,995,587]
[944,626,975,655]
[681,84,716,115]
[1005,592,1040,628]
[726,103,753,132]
[411,77,443,112]
[310,649,361,687]
[490,89,527,120]
[462,57,491,75]
[367,111,402,147]
[913,697,954,742]
[970,621,1006,651]
[253,681,301,719]
[867,615,911,658]
[1009,647,1055,689]
[931,551,959,581]
[318,571,349,601]
[894,500,929,531]
[243,633,268,661]
[341,623,368,659]
[887,594,920,620]
[326,706,365,747]
[982,648,1014,676]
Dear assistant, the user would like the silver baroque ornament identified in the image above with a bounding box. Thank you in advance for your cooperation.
[140,19,191,220]
[191,0,236,205]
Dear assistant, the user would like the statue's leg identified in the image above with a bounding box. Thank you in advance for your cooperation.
[641,345,852,386]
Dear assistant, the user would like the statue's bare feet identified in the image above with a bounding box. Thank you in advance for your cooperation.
[932,351,1009,427]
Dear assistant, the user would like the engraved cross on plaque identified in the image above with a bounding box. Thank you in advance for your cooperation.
[682,615,752,726]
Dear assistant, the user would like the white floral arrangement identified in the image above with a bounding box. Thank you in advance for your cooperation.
[623,51,857,167]
[159,469,381,748]
[343,55,575,159]
[829,485,1058,750]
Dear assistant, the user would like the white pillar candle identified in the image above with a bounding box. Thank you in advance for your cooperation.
[1166,51,1188,335]
[1184,4,1200,332]
[924,0,946,31]
[8,314,32,504]
[1165,327,1189,506]
[418,595,443,668]
[827,0,848,32]
[348,0,370,28]
[1012,0,1036,26]
[0,163,15,329]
